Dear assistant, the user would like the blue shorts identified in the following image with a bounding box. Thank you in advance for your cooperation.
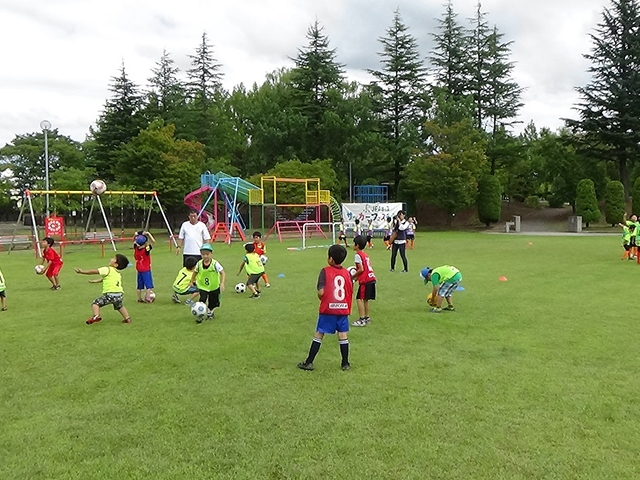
[137,271,154,290]
[174,285,198,295]
[438,281,459,298]
[316,314,349,334]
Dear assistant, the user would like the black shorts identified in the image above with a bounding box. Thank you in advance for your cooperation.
[246,273,262,286]
[356,281,376,301]
[383,235,390,242]
[406,234,415,241]
[199,288,221,310]
[0,290,5,298]
[366,235,372,243]
[624,244,633,251]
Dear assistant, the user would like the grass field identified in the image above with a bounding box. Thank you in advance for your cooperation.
[1,232,639,479]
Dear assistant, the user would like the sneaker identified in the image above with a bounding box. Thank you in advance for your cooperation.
[443,305,455,311]
[401,269,408,273]
[185,299,194,306]
[54,285,61,290]
[390,269,395,272]
[342,363,351,371]
[172,293,181,304]
[137,299,145,303]
[50,286,57,290]
[206,311,214,320]
[265,283,271,288]
[251,293,261,299]
[364,317,371,324]
[1,307,7,311]
[429,307,442,314]
[297,362,314,371]
[351,319,367,327]
[122,317,131,324]
[86,316,102,325]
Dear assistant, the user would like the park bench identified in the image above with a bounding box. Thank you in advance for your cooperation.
[83,232,115,241]
[0,235,33,250]
[505,215,521,233]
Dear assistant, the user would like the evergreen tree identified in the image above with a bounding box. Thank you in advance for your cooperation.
[186,32,223,109]
[477,174,502,226]
[568,0,640,196]
[605,180,626,225]
[144,49,186,127]
[430,0,469,98]
[90,62,144,180]
[368,9,428,194]
[576,178,601,227]
[631,176,640,215]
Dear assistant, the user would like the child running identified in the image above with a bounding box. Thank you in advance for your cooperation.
[298,244,353,371]
[351,235,377,327]
[75,254,131,325]
[252,231,270,287]
[238,243,265,298]
[133,231,156,302]
[0,267,7,311]
[40,237,63,290]
[171,257,200,305]
[190,243,225,321]
[619,222,636,260]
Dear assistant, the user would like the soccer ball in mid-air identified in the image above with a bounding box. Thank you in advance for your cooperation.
[34,264,45,275]
[260,255,268,265]
[90,179,107,195]
[235,283,246,294]
[145,290,156,303]
[191,301,208,323]
[347,266,357,279]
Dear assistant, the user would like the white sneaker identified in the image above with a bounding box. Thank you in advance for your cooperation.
[185,299,194,306]
[265,283,271,288]
[172,293,181,304]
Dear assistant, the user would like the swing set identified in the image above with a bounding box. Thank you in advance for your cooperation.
[7,189,177,257]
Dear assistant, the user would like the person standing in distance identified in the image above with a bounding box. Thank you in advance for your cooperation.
[390,210,409,272]
[176,210,211,268]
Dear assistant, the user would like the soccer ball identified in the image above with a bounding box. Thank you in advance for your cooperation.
[34,264,45,275]
[145,290,156,303]
[89,179,107,195]
[260,255,268,265]
[347,266,357,280]
[235,283,246,294]
[191,301,208,322]
[427,293,437,307]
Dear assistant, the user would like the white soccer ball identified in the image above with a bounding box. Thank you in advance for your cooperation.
[260,255,268,265]
[347,266,357,280]
[145,290,156,303]
[191,301,208,322]
[235,282,246,294]
[90,179,107,195]
[34,264,45,275]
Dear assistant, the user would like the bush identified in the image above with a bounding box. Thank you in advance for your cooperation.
[360,177,378,186]
[525,195,540,209]
[547,194,564,208]
[632,177,640,216]
[576,179,601,227]
[477,175,502,226]
[604,180,625,225]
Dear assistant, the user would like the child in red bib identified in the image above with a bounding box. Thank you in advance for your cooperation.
[40,237,63,290]
[298,244,353,371]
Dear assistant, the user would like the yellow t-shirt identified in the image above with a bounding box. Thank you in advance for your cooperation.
[98,266,123,294]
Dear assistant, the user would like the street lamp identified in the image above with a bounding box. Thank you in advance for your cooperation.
[40,120,51,217]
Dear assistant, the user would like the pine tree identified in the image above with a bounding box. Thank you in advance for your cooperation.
[568,0,640,197]
[368,9,428,194]
[145,49,186,125]
[576,178,601,227]
[477,174,502,226]
[91,62,144,180]
[605,180,626,225]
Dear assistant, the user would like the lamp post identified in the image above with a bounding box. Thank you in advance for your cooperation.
[40,120,51,217]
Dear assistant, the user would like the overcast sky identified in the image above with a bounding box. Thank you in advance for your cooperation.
[0,0,609,147]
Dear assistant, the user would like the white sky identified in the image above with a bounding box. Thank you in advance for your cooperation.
[0,0,607,147]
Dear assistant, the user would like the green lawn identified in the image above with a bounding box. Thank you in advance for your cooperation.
[1,232,639,479]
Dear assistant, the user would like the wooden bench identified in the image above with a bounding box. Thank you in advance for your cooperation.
[0,235,33,250]
[83,232,115,241]
[505,215,521,233]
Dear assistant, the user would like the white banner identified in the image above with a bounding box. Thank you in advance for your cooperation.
[341,203,403,230]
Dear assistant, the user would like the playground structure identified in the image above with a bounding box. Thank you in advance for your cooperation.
[8,189,175,257]
[183,173,394,244]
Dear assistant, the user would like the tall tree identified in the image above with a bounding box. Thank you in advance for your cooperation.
[289,20,346,161]
[90,62,144,180]
[430,1,470,99]
[368,9,428,194]
[567,0,640,196]
[144,49,186,127]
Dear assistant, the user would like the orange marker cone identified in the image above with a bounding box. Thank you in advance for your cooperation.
[499,276,508,281]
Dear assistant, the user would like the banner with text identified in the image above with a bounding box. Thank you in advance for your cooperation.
[341,203,403,230]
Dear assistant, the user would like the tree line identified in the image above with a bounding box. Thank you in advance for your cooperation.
[2,0,640,225]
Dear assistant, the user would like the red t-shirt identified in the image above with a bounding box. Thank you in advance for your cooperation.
[318,265,353,315]
[355,250,376,284]
[43,246,62,265]
[134,245,152,272]
[253,241,266,256]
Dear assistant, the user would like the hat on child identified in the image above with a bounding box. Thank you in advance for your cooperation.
[200,243,213,252]
[135,234,147,246]
[420,267,431,284]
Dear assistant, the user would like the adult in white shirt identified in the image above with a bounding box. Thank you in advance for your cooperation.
[176,210,211,267]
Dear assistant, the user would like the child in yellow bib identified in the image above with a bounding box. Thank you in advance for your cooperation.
[74,254,132,325]
[190,244,226,320]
